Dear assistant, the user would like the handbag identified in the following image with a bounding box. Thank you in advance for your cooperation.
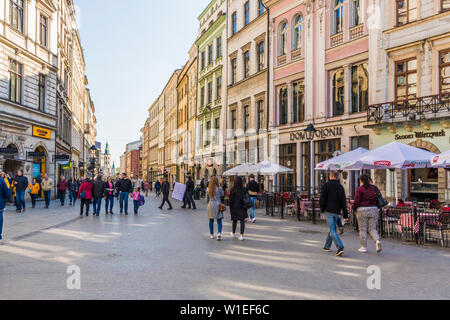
[219,203,226,212]
[80,191,86,199]
[375,188,388,208]
[243,192,253,209]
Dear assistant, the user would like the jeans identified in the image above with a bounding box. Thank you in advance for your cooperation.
[324,213,344,250]
[209,219,223,235]
[337,218,343,228]
[44,190,51,207]
[0,209,3,239]
[119,192,129,213]
[105,195,114,212]
[31,194,38,207]
[250,196,257,220]
[155,189,160,197]
[232,219,246,235]
[58,190,66,205]
[69,190,78,205]
[133,200,139,214]
[16,190,25,211]
[93,197,102,216]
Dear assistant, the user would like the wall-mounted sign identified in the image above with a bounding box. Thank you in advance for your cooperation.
[395,130,446,140]
[290,127,343,141]
[32,126,51,140]
[27,152,45,158]
[32,164,41,178]
[54,154,70,161]
[0,148,18,154]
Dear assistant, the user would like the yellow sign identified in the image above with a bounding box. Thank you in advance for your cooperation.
[33,126,51,140]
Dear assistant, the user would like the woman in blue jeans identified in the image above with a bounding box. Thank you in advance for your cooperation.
[207,177,224,241]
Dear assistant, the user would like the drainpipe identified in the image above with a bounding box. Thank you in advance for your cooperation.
[223,1,229,176]
[262,2,270,162]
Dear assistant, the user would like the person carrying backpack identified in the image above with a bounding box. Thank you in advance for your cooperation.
[78,178,93,217]
[132,187,142,214]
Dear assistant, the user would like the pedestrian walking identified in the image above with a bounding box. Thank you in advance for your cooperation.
[229,176,249,241]
[353,175,383,254]
[149,181,153,192]
[247,174,259,223]
[144,181,150,197]
[155,179,161,197]
[132,187,142,214]
[92,175,105,217]
[116,173,132,215]
[158,176,172,210]
[57,176,68,206]
[13,170,28,213]
[27,178,40,208]
[207,177,224,240]
[68,178,79,206]
[181,176,196,210]
[0,177,11,240]
[320,171,348,257]
[41,173,54,208]
[104,177,115,215]
[200,179,206,199]
[78,178,93,217]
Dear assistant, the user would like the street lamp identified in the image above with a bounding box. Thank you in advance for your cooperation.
[304,123,316,198]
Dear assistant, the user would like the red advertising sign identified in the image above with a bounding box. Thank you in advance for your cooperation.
[374,161,391,167]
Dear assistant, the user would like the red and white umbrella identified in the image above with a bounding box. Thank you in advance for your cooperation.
[431,150,450,168]
[315,147,368,171]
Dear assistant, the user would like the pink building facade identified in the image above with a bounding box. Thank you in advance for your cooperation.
[264,0,373,196]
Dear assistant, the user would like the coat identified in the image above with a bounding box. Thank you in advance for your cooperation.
[0,178,11,211]
[57,180,68,191]
[207,187,224,220]
[27,183,40,195]
[78,182,93,200]
[41,178,54,191]
[229,189,249,221]
[14,176,29,192]
[161,181,170,197]
[92,179,105,198]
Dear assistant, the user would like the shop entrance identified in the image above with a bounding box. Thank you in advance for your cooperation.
[3,144,21,177]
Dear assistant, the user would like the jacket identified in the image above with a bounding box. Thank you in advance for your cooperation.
[78,182,93,200]
[353,185,380,210]
[68,180,80,192]
[104,181,115,197]
[57,180,68,191]
[186,180,195,194]
[247,180,259,196]
[14,176,29,192]
[0,178,11,211]
[116,179,132,193]
[229,189,249,221]
[27,183,40,195]
[161,181,170,197]
[319,179,348,218]
[41,178,54,191]
[155,181,161,190]
[92,179,105,198]
[207,187,224,220]
[3,177,10,189]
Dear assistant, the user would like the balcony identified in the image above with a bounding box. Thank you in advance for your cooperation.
[349,24,364,40]
[291,48,302,61]
[367,94,450,124]
[330,32,343,47]
[277,54,287,66]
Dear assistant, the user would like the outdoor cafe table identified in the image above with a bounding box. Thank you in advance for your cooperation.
[397,211,441,234]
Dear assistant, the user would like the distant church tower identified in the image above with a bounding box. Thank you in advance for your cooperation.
[102,142,112,178]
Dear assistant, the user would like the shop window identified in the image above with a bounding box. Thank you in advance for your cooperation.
[396,0,417,26]
[315,139,341,188]
[351,63,369,113]
[279,144,297,192]
[302,142,311,192]
[442,0,450,11]
[332,69,345,116]
[439,49,450,95]
[292,81,305,123]
[279,87,288,125]
[395,58,417,103]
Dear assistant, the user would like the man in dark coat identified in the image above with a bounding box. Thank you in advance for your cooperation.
[92,175,105,216]
[13,170,28,213]
[159,176,173,210]
[181,176,196,210]
[0,177,11,240]
[116,173,133,215]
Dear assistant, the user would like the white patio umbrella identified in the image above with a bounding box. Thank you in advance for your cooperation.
[431,150,450,168]
[255,160,293,176]
[315,147,369,171]
[223,163,257,176]
[344,142,436,203]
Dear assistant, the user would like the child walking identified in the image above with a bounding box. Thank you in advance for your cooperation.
[132,187,142,215]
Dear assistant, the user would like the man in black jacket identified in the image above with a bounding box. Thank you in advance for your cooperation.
[181,176,196,210]
[159,176,172,210]
[116,173,132,215]
[14,170,28,213]
[320,171,348,257]
[92,176,105,216]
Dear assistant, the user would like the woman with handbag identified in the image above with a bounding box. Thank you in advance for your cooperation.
[207,177,225,241]
[353,175,382,254]
[229,176,249,241]
[78,178,93,217]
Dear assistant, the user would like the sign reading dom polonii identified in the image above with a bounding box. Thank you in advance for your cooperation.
[290,127,343,141]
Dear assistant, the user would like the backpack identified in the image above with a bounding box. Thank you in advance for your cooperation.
[138,195,145,206]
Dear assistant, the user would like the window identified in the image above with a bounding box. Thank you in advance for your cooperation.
[279,87,288,125]
[257,100,264,131]
[395,58,417,101]
[198,123,203,148]
[10,0,24,33]
[351,0,362,27]
[279,144,297,192]
[207,81,212,104]
[205,121,211,146]
[208,44,213,65]
[302,142,311,191]
[316,139,341,187]
[332,69,345,116]
[216,76,222,100]
[257,42,265,71]
[243,106,249,132]
[231,110,237,131]
[292,81,305,123]
[280,22,288,56]
[442,0,450,11]
[39,74,46,111]
[213,118,220,144]
[232,12,237,35]
[259,0,265,16]
[200,87,205,107]
[396,0,418,26]
[216,37,222,58]
[201,51,205,70]
[439,49,450,94]
[243,51,250,78]
[351,63,369,113]
[244,1,250,26]
[9,59,22,104]
[231,58,237,85]
[293,15,303,51]
[40,15,48,47]
[333,0,344,34]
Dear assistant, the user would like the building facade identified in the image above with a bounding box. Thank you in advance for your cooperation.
[148,99,159,182]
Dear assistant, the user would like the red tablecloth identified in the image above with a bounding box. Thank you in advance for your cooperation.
[398,213,441,234]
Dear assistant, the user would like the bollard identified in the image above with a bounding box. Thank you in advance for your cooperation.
[379,208,384,238]
[312,196,316,224]
[281,197,284,219]
[297,197,301,221]
[413,204,419,244]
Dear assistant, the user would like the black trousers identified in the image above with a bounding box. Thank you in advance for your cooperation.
[232,219,246,235]
[80,199,91,215]
[183,192,196,209]
[160,196,172,209]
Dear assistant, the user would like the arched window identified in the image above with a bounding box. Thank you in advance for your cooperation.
[292,15,303,51]
[350,0,362,27]
[332,69,345,116]
[351,63,369,113]
[333,0,344,34]
[279,22,288,56]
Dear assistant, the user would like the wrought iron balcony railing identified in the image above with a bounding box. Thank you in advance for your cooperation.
[367,93,450,124]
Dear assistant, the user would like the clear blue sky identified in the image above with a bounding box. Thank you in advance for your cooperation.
[76,0,211,167]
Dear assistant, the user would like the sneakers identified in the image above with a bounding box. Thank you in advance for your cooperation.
[251,218,256,223]
[210,235,215,239]
[335,249,344,257]
[358,247,368,253]
[217,233,222,241]
[230,232,237,239]
[376,241,382,254]
[323,248,331,253]
[238,235,245,241]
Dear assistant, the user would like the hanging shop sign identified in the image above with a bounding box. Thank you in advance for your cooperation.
[395,130,446,141]
[54,154,70,161]
[32,126,51,140]
[290,127,343,141]
[61,162,73,170]
[27,152,45,158]
[0,147,18,154]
